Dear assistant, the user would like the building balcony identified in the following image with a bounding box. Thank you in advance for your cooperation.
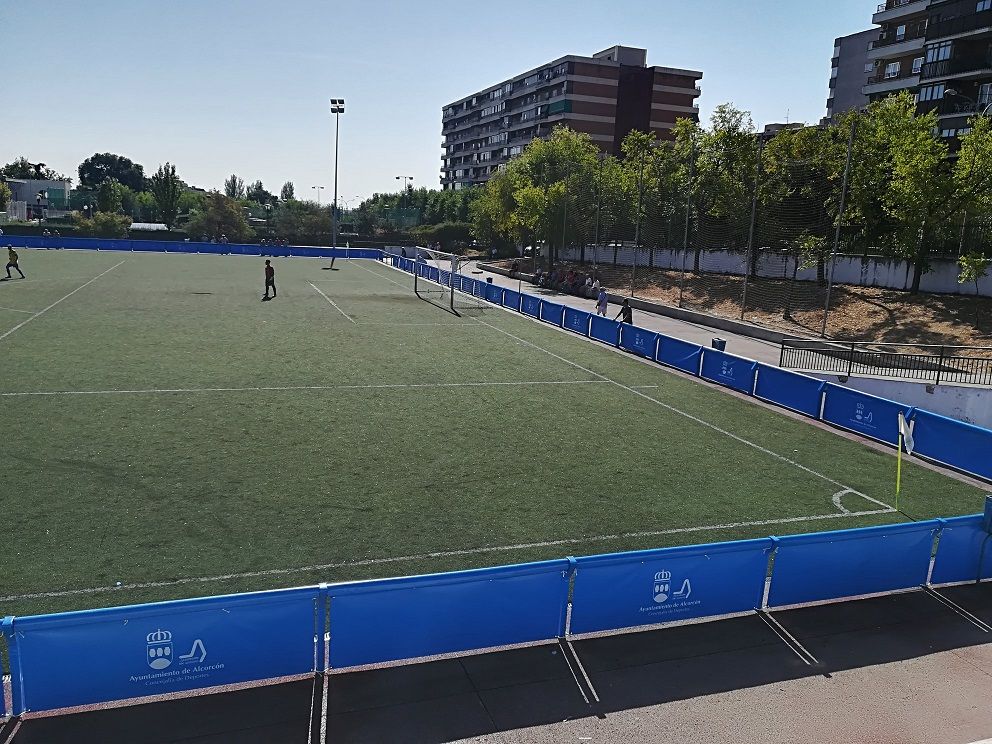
[864,69,920,94]
[935,96,992,116]
[873,0,930,24]
[867,23,927,59]
[926,10,992,41]
[921,54,992,81]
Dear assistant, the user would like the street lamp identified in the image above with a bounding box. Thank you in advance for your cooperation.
[330,98,345,252]
[396,176,413,208]
[312,186,325,205]
[944,89,992,118]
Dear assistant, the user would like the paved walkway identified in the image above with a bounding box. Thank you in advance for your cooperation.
[6,585,991,743]
[465,262,783,366]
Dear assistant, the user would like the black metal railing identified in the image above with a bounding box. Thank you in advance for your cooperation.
[926,9,992,41]
[921,54,992,80]
[877,0,922,12]
[780,339,992,386]
[867,68,920,85]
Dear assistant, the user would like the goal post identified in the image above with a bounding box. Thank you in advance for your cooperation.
[414,246,462,313]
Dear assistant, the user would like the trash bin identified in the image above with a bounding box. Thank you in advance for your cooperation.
[711,338,726,352]
[486,277,493,284]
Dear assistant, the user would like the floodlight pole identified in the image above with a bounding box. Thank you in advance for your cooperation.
[330,99,346,252]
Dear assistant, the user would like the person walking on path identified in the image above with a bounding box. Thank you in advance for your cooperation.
[615,298,633,325]
[5,246,25,279]
[596,287,609,316]
[262,260,276,300]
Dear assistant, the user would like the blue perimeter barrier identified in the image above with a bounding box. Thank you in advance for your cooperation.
[3,505,990,716]
[5,235,382,259]
[375,258,990,484]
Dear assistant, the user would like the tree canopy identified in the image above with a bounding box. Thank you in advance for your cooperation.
[78,153,146,191]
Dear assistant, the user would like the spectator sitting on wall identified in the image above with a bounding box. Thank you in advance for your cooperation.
[592,276,601,291]
[533,268,543,286]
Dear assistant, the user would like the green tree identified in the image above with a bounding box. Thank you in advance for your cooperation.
[1,157,67,180]
[958,251,991,325]
[0,182,10,210]
[134,191,160,222]
[151,163,183,228]
[185,192,253,242]
[280,181,295,201]
[272,199,331,240]
[224,174,246,199]
[78,153,146,191]
[411,221,474,251]
[246,180,273,204]
[97,179,125,214]
[76,212,132,238]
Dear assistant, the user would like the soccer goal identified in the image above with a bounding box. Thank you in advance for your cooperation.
[410,247,486,316]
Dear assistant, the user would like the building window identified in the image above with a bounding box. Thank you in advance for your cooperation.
[864,62,876,73]
[979,83,992,105]
[925,41,952,63]
[919,83,945,101]
[884,61,901,78]
[912,56,923,74]
[979,0,991,11]
[895,24,906,41]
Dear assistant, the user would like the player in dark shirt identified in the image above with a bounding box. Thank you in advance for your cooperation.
[5,246,25,279]
[263,260,276,300]
[615,298,632,324]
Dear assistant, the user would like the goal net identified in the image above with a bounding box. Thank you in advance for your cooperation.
[407,247,488,315]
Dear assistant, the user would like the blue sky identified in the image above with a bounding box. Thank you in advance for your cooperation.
[3,0,870,202]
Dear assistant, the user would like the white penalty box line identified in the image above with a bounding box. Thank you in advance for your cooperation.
[0,506,897,604]
[359,258,896,515]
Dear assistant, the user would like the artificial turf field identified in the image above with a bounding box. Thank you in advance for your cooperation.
[0,249,986,618]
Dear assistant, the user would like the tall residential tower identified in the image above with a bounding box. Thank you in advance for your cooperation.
[440,46,702,190]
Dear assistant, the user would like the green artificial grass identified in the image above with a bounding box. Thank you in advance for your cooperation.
[0,249,984,618]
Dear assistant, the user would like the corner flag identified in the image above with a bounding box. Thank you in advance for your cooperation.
[896,412,914,508]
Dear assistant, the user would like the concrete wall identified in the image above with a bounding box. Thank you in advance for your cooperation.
[809,373,992,428]
[559,246,992,297]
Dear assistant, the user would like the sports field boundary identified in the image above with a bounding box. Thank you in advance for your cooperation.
[0,504,896,605]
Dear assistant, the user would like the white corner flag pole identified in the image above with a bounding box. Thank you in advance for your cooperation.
[897,412,915,510]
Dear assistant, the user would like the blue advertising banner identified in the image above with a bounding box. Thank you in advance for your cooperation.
[930,515,992,585]
[589,315,621,346]
[619,326,659,360]
[911,410,992,481]
[767,521,940,608]
[821,385,912,445]
[485,284,504,304]
[563,307,591,335]
[700,350,758,394]
[521,294,541,318]
[328,561,570,668]
[570,539,773,635]
[502,289,522,311]
[656,335,703,375]
[540,301,565,327]
[7,587,320,714]
[753,365,825,418]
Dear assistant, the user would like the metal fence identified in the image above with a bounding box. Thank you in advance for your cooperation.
[780,339,992,386]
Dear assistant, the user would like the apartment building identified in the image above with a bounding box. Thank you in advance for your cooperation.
[827,29,876,120]
[864,0,992,140]
[440,46,702,190]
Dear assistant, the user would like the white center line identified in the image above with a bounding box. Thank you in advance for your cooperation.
[308,281,356,323]
[0,260,126,343]
[0,305,34,314]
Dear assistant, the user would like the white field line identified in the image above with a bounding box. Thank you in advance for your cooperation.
[0,260,126,343]
[0,305,34,314]
[0,380,610,397]
[0,507,896,604]
[308,281,356,323]
[364,258,895,513]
